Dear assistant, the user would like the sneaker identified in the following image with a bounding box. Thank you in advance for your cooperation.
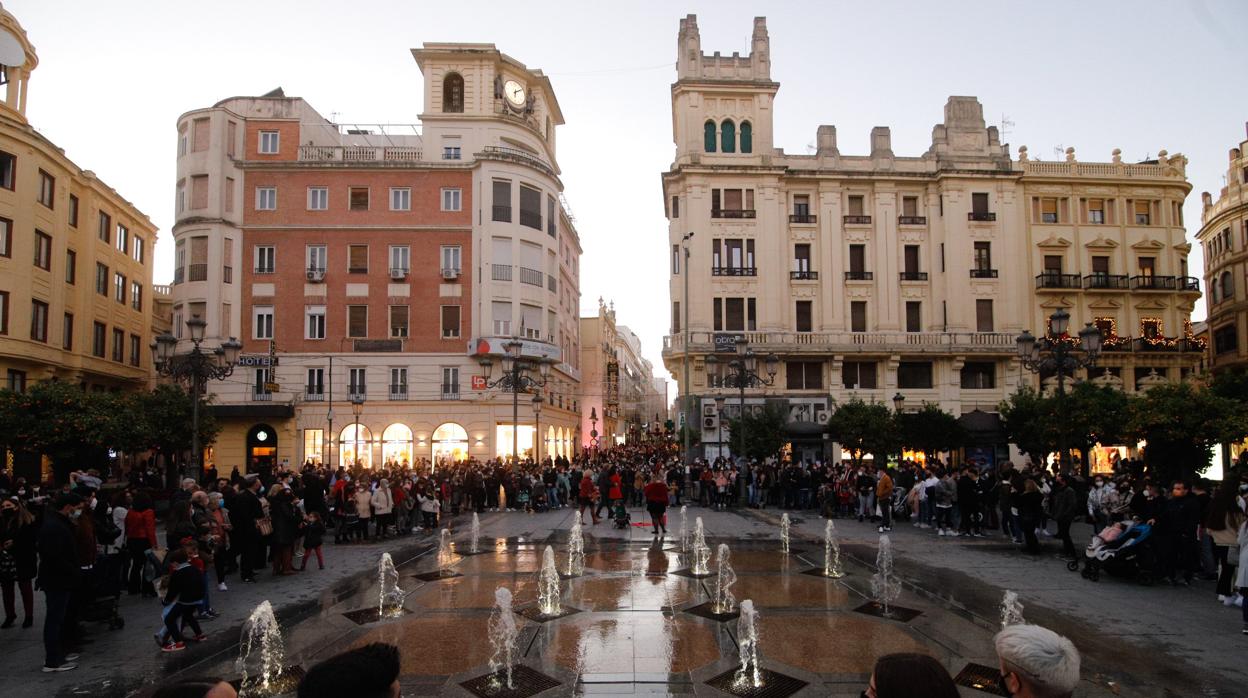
[161,642,186,653]
[1243,623,1248,635]
[42,663,77,673]
[1219,594,1230,604]
[153,632,165,648]
[63,654,81,662]
[937,529,946,537]
[878,526,886,533]
[190,634,208,642]
[973,532,985,538]
[1235,596,1244,608]
[218,582,228,592]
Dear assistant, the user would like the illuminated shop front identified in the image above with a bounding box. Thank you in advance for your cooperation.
[433,423,469,466]
[340,423,372,469]
[382,423,414,467]
[494,424,536,459]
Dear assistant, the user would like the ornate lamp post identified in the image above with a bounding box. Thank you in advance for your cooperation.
[151,316,242,479]
[589,406,599,452]
[532,393,543,464]
[704,336,778,464]
[892,392,905,413]
[713,394,726,461]
[350,395,364,468]
[1015,308,1103,472]
[478,338,551,465]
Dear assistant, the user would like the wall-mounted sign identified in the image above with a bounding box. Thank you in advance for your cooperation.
[468,337,562,363]
[354,339,403,352]
[237,354,276,367]
[713,334,741,352]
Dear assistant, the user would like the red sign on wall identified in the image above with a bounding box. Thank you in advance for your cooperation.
[471,375,486,390]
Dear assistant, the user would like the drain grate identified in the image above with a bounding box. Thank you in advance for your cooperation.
[341,607,413,625]
[852,600,922,622]
[705,667,808,698]
[410,570,463,582]
[460,664,562,698]
[799,567,844,580]
[953,662,1009,696]
[229,665,306,695]
[682,601,741,623]
[671,568,715,579]
[514,604,583,623]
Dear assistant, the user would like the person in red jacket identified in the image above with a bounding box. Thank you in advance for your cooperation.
[578,474,600,526]
[125,491,158,597]
[643,475,670,536]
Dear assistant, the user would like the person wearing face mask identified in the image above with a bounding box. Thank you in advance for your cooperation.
[994,624,1080,697]
[1086,477,1112,535]
[37,492,84,672]
[1204,480,1245,606]
[0,497,38,628]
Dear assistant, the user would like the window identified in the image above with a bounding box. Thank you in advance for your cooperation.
[389,305,408,338]
[0,217,9,256]
[1133,200,1151,225]
[177,126,188,157]
[442,143,461,160]
[5,369,24,393]
[903,245,920,276]
[253,306,274,339]
[1087,199,1105,224]
[898,361,933,389]
[902,196,919,217]
[37,170,54,208]
[672,301,680,333]
[1043,255,1063,275]
[255,245,275,273]
[976,299,994,332]
[347,244,368,273]
[1213,325,1239,355]
[129,334,140,367]
[441,305,461,338]
[253,368,272,398]
[442,367,460,399]
[0,150,13,189]
[1091,256,1109,277]
[442,72,464,112]
[671,195,680,219]
[710,188,755,217]
[109,328,122,361]
[441,245,462,273]
[29,300,48,342]
[842,361,877,389]
[739,121,753,153]
[961,362,996,389]
[973,241,992,271]
[97,212,111,243]
[114,272,126,303]
[95,263,108,295]
[714,297,756,332]
[488,180,512,222]
[547,196,557,236]
[847,195,865,217]
[68,195,79,227]
[704,121,717,152]
[33,230,51,270]
[172,308,183,339]
[720,119,736,153]
[492,301,512,335]
[1221,270,1235,300]
[711,238,755,274]
[672,244,681,275]
[848,244,866,276]
[785,361,822,390]
[190,175,208,210]
[131,281,142,311]
[905,301,921,332]
[1040,197,1058,223]
[347,305,368,338]
[971,192,990,218]
[133,236,144,264]
[1138,256,1155,277]
[258,130,279,154]
[224,178,235,213]
[390,187,411,211]
[62,313,72,350]
[441,188,462,211]
[519,185,542,230]
[255,186,276,211]
[795,300,813,332]
[0,290,6,334]
[389,245,410,273]
[850,301,867,332]
[306,369,325,397]
[349,187,369,211]
[307,187,328,211]
[793,194,810,217]
[91,322,105,357]
[390,368,408,398]
[348,368,366,397]
[306,245,327,272]
[306,305,326,339]
[176,180,187,213]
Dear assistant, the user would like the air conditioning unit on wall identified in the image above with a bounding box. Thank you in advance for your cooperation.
[703,415,718,430]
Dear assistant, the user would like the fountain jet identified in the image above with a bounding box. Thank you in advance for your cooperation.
[538,545,562,616]
[437,528,455,575]
[236,601,285,696]
[470,512,481,554]
[1001,590,1025,629]
[567,517,585,577]
[870,534,902,617]
[734,600,763,689]
[713,543,737,614]
[377,552,406,618]
[823,519,845,578]
[691,517,711,575]
[780,513,791,554]
[679,505,689,552]
[488,587,519,690]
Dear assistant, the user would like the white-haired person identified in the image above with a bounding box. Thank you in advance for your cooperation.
[994,624,1080,698]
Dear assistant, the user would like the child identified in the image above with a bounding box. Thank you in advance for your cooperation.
[300,512,326,571]
[161,549,206,652]
[418,490,440,531]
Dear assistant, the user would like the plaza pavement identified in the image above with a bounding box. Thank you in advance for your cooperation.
[7,502,1242,697]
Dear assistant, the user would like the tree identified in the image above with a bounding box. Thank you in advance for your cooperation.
[1128,382,1248,483]
[999,387,1058,462]
[826,399,898,467]
[899,403,966,463]
[1064,382,1130,469]
[725,404,788,463]
[137,384,220,482]
[0,381,121,483]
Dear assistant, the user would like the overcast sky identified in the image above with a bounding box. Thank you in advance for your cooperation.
[9,0,1247,395]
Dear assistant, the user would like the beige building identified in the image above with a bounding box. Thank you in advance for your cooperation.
[661,15,1202,465]
[0,5,156,397]
[579,301,668,448]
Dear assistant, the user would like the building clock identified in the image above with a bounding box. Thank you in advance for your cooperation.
[503,79,526,109]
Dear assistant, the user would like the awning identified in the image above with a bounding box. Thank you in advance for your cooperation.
[958,409,1005,445]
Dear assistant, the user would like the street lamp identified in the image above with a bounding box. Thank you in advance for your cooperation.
[589,406,599,452]
[350,395,364,468]
[1016,309,1103,473]
[680,231,694,465]
[532,392,543,464]
[479,338,551,465]
[892,392,906,413]
[705,336,778,464]
[713,394,726,460]
[151,316,242,480]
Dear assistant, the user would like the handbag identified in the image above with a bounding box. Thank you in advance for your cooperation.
[0,550,16,582]
[256,517,273,536]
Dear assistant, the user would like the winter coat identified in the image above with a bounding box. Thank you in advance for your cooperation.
[125,508,158,547]
[934,478,957,507]
[163,562,205,605]
[370,487,394,516]
[37,511,80,592]
[1052,486,1078,524]
[355,489,373,519]
[876,473,894,501]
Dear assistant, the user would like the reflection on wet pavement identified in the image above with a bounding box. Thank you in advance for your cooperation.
[729,573,851,609]
[544,613,722,677]
[567,575,695,611]
[352,615,495,675]
[757,613,933,675]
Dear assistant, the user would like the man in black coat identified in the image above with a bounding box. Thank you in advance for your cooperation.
[233,476,264,583]
[302,469,328,518]
[1153,480,1201,585]
[38,493,82,672]
[957,468,982,536]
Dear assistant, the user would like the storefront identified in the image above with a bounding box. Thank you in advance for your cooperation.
[206,404,296,476]
[432,423,469,466]
[957,409,1009,471]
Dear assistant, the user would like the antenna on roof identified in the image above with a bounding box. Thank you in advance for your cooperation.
[999,114,1015,142]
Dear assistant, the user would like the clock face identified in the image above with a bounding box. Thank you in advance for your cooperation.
[504,79,526,108]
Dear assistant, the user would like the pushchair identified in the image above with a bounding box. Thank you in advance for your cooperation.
[1068,520,1155,584]
[612,501,631,529]
[80,552,125,630]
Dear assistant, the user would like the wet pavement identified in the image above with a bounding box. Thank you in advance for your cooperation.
[18,505,1246,696]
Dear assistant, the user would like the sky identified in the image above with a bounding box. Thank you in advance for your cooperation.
[8,0,1247,396]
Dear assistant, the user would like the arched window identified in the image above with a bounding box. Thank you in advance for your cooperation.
[442,73,464,113]
[720,119,736,153]
[703,121,717,153]
[1222,270,1235,300]
[432,422,469,468]
[382,423,413,468]
[739,121,753,153]
[339,424,372,469]
[1211,278,1219,304]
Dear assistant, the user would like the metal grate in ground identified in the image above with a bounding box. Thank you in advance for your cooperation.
[682,600,741,623]
[953,662,1009,696]
[705,667,809,698]
[852,600,923,622]
[459,664,562,698]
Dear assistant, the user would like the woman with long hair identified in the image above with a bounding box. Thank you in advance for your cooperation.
[0,497,37,628]
[1205,479,1245,605]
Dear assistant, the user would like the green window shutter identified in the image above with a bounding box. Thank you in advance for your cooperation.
[740,121,753,153]
[720,119,736,153]
[704,121,717,153]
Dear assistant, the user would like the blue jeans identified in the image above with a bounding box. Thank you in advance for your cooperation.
[42,589,71,667]
[547,485,559,508]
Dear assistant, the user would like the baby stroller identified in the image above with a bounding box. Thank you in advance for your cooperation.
[81,553,125,630]
[1069,520,1155,584]
[612,501,631,529]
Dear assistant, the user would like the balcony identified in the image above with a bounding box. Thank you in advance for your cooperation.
[347,390,366,402]
[969,269,999,279]
[712,266,757,277]
[389,386,408,401]
[1083,274,1129,290]
[712,209,756,219]
[547,274,557,292]
[492,205,512,222]
[899,271,928,281]
[251,391,273,402]
[663,330,1018,357]
[519,210,542,229]
[519,266,544,286]
[477,146,556,178]
[1132,337,1205,353]
[1179,276,1200,292]
[1130,275,1177,291]
[843,215,872,225]
[298,145,422,162]
[304,389,325,402]
[968,212,997,222]
[788,213,817,224]
[898,216,927,225]
[491,264,513,281]
[790,270,819,280]
[188,263,208,282]
[845,271,873,281]
[1035,272,1081,289]
[441,389,461,401]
